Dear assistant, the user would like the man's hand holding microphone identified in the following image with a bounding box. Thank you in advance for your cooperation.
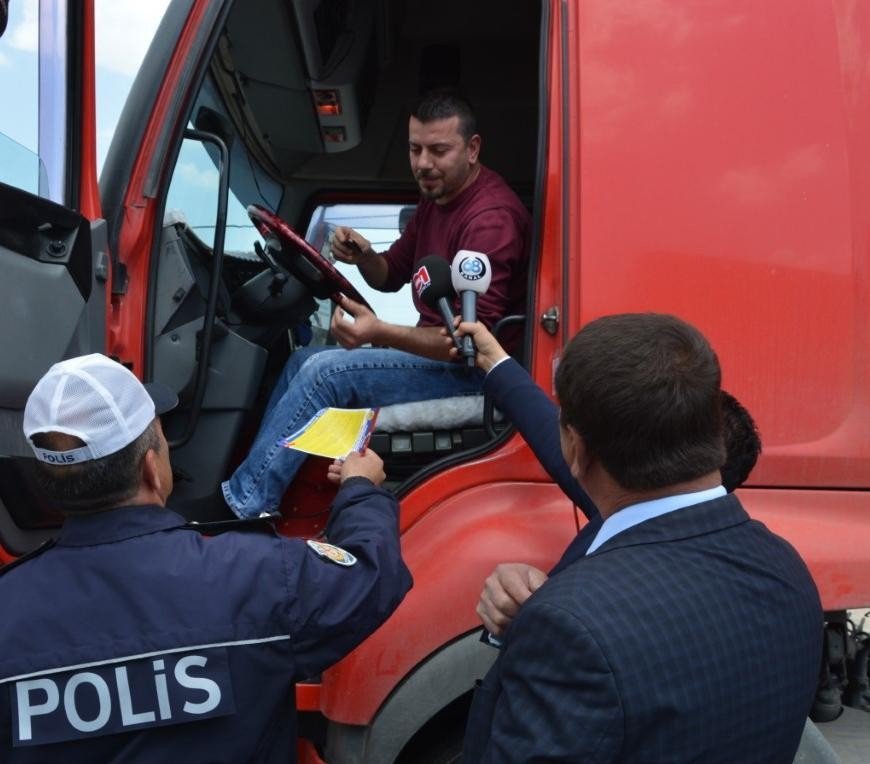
[442,317,510,373]
[413,248,501,370]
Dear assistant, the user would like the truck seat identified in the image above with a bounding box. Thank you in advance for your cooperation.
[375,395,500,433]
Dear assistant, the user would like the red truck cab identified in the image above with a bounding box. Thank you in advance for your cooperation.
[1,1,868,761]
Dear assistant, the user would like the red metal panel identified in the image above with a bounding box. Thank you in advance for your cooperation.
[296,738,326,764]
[78,1,101,221]
[738,487,870,611]
[295,683,321,712]
[319,479,581,725]
[568,0,870,488]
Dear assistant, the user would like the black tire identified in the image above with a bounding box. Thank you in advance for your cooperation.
[398,723,464,764]
[415,732,463,764]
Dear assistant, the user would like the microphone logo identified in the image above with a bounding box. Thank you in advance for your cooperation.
[457,256,487,281]
[412,264,432,297]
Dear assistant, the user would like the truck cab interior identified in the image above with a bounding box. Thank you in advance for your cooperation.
[135,0,545,520]
[0,0,544,548]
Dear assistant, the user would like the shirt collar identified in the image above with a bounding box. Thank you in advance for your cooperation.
[585,485,727,555]
[57,505,187,547]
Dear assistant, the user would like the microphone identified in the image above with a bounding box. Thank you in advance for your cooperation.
[451,250,492,367]
[412,255,462,352]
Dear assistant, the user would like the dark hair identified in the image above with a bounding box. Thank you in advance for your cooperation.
[411,89,477,142]
[555,313,726,491]
[720,390,762,492]
[31,422,160,513]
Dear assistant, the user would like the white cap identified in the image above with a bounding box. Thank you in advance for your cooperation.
[23,354,177,465]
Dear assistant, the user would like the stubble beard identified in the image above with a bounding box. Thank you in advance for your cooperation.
[416,173,444,201]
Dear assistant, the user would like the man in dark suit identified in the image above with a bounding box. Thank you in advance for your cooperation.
[455,313,823,763]
[467,336,764,637]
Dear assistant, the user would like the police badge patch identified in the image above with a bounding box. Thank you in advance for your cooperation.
[306,540,357,566]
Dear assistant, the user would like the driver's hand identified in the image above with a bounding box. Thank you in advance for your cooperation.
[477,563,548,637]
[331,450,386,486]
[331,226,373,265]
[331,295,382,349]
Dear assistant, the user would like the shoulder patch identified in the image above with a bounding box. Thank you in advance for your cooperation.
[306,539,357,567]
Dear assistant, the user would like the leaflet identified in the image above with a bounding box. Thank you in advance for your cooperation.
[278,407,379,459]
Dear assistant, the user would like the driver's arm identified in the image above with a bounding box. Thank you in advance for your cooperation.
[373,323,453,361]
[331,298,454,362]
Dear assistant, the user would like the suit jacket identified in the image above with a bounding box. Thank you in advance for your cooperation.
[465,361,823,763]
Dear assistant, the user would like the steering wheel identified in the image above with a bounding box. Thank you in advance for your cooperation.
[247,204,374,312]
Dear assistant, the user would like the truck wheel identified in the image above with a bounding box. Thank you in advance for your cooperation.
[416,734,463,764]
[398,724,464,764]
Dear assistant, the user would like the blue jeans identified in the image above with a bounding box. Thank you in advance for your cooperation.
[222,346,484,517]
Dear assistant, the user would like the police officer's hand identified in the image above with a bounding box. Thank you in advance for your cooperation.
[477,563,548,637]
[331,295,383,349]
[328,449,386,486]
[331,226,373,265]
[443,320,510,373]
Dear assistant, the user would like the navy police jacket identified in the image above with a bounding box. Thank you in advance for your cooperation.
[0,477,412,762]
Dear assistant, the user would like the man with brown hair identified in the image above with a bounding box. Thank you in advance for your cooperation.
[460,314,822,763]
[223,90,530,519]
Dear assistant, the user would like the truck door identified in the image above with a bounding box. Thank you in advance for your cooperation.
[0,1,105,556]
[564,0,870,491]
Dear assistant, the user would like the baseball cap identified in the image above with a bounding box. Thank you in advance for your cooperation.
[23,354,178,465]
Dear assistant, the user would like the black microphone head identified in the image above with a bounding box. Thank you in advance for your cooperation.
[413,255,455,309]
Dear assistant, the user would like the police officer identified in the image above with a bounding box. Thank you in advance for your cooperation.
[0,354,412,762]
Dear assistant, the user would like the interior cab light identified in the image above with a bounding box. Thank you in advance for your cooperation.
[322,126,347,143]
[313,89,342,116]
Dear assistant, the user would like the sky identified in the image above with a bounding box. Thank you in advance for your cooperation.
[0,0,171,189]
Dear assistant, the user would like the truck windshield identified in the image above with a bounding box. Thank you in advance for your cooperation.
[0,132,46,195]
[0,0,40,195]
[163,73,283,258]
